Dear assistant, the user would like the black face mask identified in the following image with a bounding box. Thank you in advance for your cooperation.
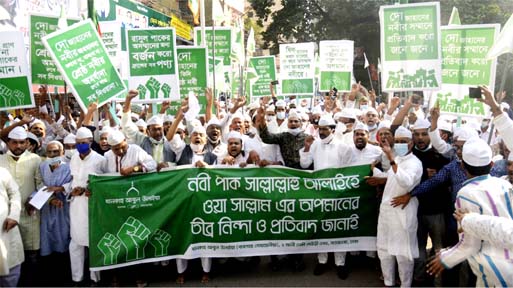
[310,118,319,125]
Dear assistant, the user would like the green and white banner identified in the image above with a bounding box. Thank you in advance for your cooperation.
[249,56,277,98]
[99,21,123,70]
[29,14,79,86]
[88,165,377,271]
[177,46,208,114]
[380,2,442,91]
[42,20,127,112]
[127,28,180,102]
[279,42,315,96]
[319,40,354,92]
[434,24,499,116]
[0,31,35,110]
[195,28,232,96]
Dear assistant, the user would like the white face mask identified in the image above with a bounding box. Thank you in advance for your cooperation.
[335,122,347,134]
[368,123,377,131]
[288,128,302,136]
[360,105,368,111]
[320,133,334,144]
[266,115,276,122]
[276,111,286,120]
[394,143,409,157]
[64,149,75,160]
[190,143,205,153]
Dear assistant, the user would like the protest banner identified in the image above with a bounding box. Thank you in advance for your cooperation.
[279,42,315,96]
[249,56,277,98]
[29,14,80,86]
[42,20,127,111]
[126,28,180,102]
[380,2,442,91]
[319,40,354,92]
[195,27,232,95]
[177,46,208,114]
[0,31,34,110]
[88,165,377,271]
[98,21,123,70]
[434,24,499,117]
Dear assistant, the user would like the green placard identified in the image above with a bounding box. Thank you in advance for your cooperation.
[249,56,277,98]
[177,46,208,114]
[126,28,180,102]
[30,14,79,86]
[319,40,353,92]
[194,28,232,66]
[380,2,442,91]
[0,31,35,110]
[42,19,127,112]
[88,165,377,271]
[434,24,499,117]
[279,43,316,96]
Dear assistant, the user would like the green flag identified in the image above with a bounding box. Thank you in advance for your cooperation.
[231,18,244,64]
[448,7,461,25]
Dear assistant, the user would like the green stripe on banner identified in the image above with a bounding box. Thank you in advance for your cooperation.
[88,165,377,271]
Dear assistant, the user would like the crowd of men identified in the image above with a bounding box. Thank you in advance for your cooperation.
[0,82,512,287]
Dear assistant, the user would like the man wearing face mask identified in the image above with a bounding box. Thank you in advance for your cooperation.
[68,127,106,285]
[0,126,42,286]
[122,90,176,172]
[275,100,289,133]
[63,134,76,163]
[104,130,157,175]
[371,126,423,287]
[305,107,322,138]
[205,118,226,159]
[334,109,357,145]
[364,108,380,144]
[39,141,72,282]
[264,105,279,133]
[299,116,352,279]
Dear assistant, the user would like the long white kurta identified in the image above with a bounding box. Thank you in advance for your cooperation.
[0,167,23,274]
[374,152,422,260]
[69,151,106,246]
[440,175,513,287]
[299,138,352,170]
[103,144,157,173]
[349,143,383,165]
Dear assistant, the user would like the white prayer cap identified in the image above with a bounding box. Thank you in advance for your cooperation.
[76,127,93,139]
[131,113,140,121]
[413,118,431,130]
[353,122,369,132]
[116,103,123,111]
[177,121,185,131]
[27,132,39,144]
[135,119,147,127]
[288,110,300,120]
[244,113,251,122]
[8,126,27,140]
[340,108,357,120]
[247,101,260,111]
[266,105,275,113]
[500,102,510,110]
[226,131,242,141]
[453,127,479,142]
[63,134,76,144]
[365,107,378,115]
[312,106,323,115]
[163,115,174,123]
[465,121,481,134]
[438,120,453,133]
[301,112,309,121]
[29,119,46,129]
[206,117,221,128]
[99,126,113,136]
[275,100,286,108]
[232,113,244,120]
[146,115,163,126]
[462,138,492,167]
[191,125,206,135]
[378,120,391,129]
[394,126,412,139]
[107,130,126,146]
[318,116,335,127]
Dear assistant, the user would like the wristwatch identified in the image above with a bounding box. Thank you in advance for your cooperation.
[133,165,140,172]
